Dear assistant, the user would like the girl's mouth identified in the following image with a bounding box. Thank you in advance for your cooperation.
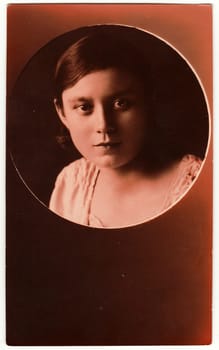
[94,142,121,148]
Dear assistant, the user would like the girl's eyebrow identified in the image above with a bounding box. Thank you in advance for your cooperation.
[111,88,137,97]
[67,97,92,103]
[67,87,140,103]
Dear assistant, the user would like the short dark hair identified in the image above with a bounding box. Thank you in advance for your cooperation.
[54,27,154,107]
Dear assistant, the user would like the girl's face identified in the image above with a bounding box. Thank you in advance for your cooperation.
[55,68,148,170]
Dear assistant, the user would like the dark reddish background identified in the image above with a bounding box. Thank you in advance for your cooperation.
[6,4,212,345]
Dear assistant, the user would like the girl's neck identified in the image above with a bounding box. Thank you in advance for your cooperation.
[100,164,145,181]
[98,159,161,193]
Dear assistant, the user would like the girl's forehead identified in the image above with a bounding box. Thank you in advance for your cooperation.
[62,68,144,99]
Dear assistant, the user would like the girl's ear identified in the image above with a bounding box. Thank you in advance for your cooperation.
[54,98,69,129]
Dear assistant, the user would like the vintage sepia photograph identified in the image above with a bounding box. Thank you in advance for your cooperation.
[9,23,209,228]
[6,3,212,346]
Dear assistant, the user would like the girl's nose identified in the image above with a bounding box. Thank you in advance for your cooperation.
[96,105,115,134]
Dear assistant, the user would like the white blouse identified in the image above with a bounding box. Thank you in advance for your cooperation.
[49,155,202,228]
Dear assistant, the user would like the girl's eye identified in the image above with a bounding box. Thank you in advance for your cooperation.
[75,102,93,115]
[113,98,130,111]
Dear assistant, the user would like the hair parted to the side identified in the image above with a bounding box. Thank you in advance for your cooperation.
[54,27,154,108]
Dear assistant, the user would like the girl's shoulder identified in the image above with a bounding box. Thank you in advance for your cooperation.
[54,157,98,186]
[178,154,202,180]
[165,154,202,208]
[49,158,99,223]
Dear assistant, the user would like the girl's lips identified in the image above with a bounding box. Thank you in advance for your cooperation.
[94,142,121,147]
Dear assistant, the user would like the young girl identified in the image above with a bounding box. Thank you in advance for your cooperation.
[49,27,203,228]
